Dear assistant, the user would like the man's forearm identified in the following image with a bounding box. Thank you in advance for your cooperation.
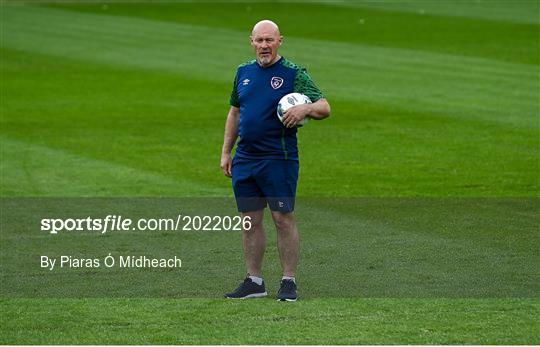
[307,98,331,120]
[222,134,237,154]
[222,107,240,154]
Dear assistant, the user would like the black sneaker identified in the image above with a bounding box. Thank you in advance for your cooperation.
[276,279,298,301]
[225,277,268,299]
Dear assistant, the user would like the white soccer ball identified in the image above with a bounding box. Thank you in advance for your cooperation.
[277,93,311,126]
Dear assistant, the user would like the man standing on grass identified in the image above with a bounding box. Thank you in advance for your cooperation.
[220,20,330,301]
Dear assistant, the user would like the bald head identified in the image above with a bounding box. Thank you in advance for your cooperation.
[252,20,281,37]
[250,20,283,67]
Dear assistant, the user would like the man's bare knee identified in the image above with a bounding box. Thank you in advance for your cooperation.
[242,209,264,232]
[271,211,296,232]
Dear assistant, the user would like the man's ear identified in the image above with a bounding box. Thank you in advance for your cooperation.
[279,36,283,46]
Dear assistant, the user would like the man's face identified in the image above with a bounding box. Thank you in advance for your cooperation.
[250,27,282,67]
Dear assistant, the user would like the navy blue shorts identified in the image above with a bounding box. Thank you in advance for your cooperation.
[231,157,299,213]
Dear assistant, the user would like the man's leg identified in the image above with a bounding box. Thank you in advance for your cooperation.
[226,156,268,299]
[271,210,299,301]
[242,209,266,277]
[271,211,299,277]
[224,208,267,299]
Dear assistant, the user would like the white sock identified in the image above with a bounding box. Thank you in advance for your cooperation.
[248,275,263,285]
[282,276,296,283]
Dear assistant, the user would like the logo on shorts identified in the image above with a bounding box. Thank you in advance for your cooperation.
[271,77,284,89]
[278,201,284,207]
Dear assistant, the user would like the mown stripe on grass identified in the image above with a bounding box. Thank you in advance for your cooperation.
[296,198,539,298]
[5,3,536,81]
[41,1,539,66]
[330,0,540,25]
[0,137,229,196]
[2,4,538,129]
[1,298,538,344]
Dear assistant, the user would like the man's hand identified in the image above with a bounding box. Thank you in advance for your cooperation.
[281,104,310,128]
[281,99,330,128]
[221,152,232,178]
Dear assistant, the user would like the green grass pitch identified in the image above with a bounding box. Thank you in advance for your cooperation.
[1,0,539,344]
